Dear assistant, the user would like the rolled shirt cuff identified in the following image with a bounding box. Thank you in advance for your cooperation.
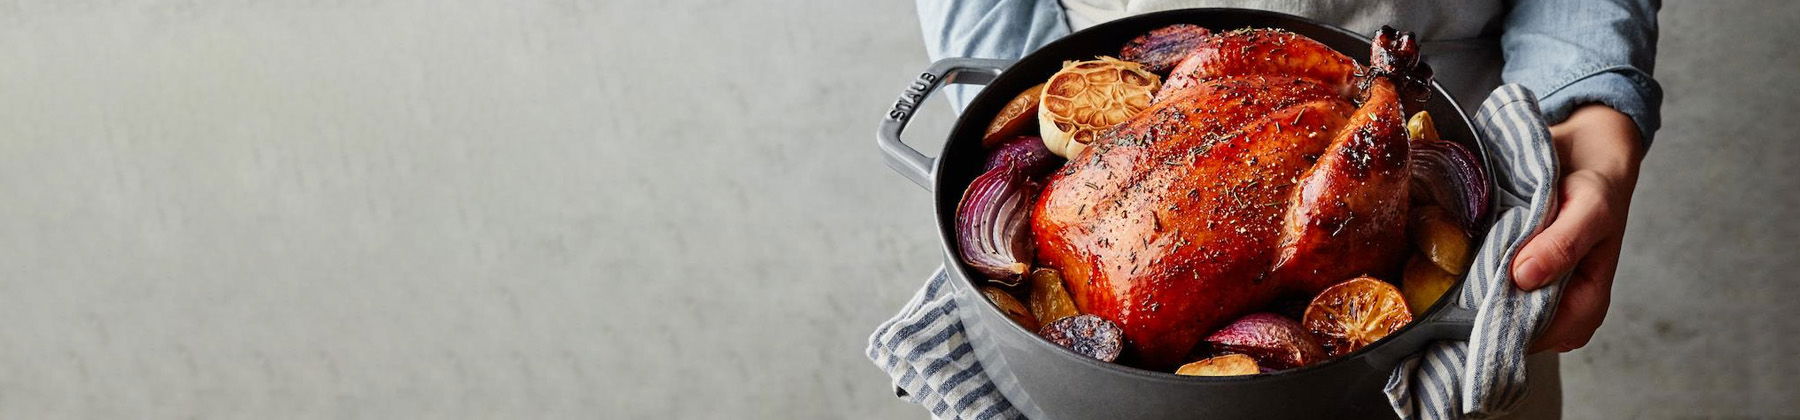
[1529,66,1664,146]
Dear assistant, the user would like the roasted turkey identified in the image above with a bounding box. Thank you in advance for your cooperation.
[1030,27,1434,368]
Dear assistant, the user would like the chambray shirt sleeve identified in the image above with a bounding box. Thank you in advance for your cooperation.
[916,0,1070,111]
[1501,0,1664,144]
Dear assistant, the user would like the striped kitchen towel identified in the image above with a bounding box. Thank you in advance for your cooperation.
[867,84,1563,420]
[1382,86,1563,420]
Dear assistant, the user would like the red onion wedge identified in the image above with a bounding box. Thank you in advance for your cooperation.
[957,161,1043,285]
[983,136,1062,175]
[1204,313,1325,370]
[1410,139,1489,231]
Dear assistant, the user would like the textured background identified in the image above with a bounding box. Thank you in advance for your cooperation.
[0,1,1795,419]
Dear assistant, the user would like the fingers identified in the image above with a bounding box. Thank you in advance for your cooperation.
[1511,170,1617,290]
[1520,106,1640,354]
[1530,238,1621,353]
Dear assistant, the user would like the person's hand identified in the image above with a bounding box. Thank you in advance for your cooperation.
[1510,104,1646,353]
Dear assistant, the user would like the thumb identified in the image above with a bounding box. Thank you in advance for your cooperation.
[1512,171,1614,290]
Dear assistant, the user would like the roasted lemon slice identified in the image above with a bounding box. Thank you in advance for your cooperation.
[983,84,1044,147]
[1302,277,1413,357]
[1037,57,1160,158]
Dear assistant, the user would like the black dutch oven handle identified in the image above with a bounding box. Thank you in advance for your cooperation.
[878,57,1015,190]
[1366,302,1477,367]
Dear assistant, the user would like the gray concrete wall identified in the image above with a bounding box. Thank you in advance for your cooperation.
[0,1,1792,418]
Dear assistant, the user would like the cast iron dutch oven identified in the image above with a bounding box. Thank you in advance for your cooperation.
[877,8,1494,420]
